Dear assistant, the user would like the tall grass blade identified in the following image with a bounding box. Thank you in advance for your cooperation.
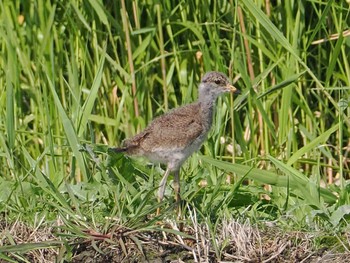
[78,47,106,137]
[45,74,88,181]
[200,155,336,203]
[287,124,338,166]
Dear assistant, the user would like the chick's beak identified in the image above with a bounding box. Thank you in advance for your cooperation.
[226,83,241,94]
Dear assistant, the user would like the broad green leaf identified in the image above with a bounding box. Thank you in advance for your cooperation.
[330,205,350,227]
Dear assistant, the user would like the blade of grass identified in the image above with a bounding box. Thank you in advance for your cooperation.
[45,73,88,181]
[268,155,322,209]
[0,241,63,253]
[200,155,337,203]
[287,124,338,166]
[78,46,106,137]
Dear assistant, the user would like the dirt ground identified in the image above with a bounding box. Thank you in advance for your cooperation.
[1,220,350,262]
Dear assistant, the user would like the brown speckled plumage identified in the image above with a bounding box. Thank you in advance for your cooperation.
[110,71,240,214]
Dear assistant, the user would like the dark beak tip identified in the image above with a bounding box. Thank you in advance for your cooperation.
[234,89,241,95]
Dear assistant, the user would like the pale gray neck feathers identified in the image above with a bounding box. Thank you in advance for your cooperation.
[198,82,223,106]
[198,82,222,129]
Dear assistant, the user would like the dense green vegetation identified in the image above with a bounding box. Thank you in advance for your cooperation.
[0,0,349,261]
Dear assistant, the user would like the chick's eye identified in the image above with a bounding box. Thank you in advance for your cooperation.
[214,79,221,85]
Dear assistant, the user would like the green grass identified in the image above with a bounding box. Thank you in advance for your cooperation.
[1,0,350,261]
